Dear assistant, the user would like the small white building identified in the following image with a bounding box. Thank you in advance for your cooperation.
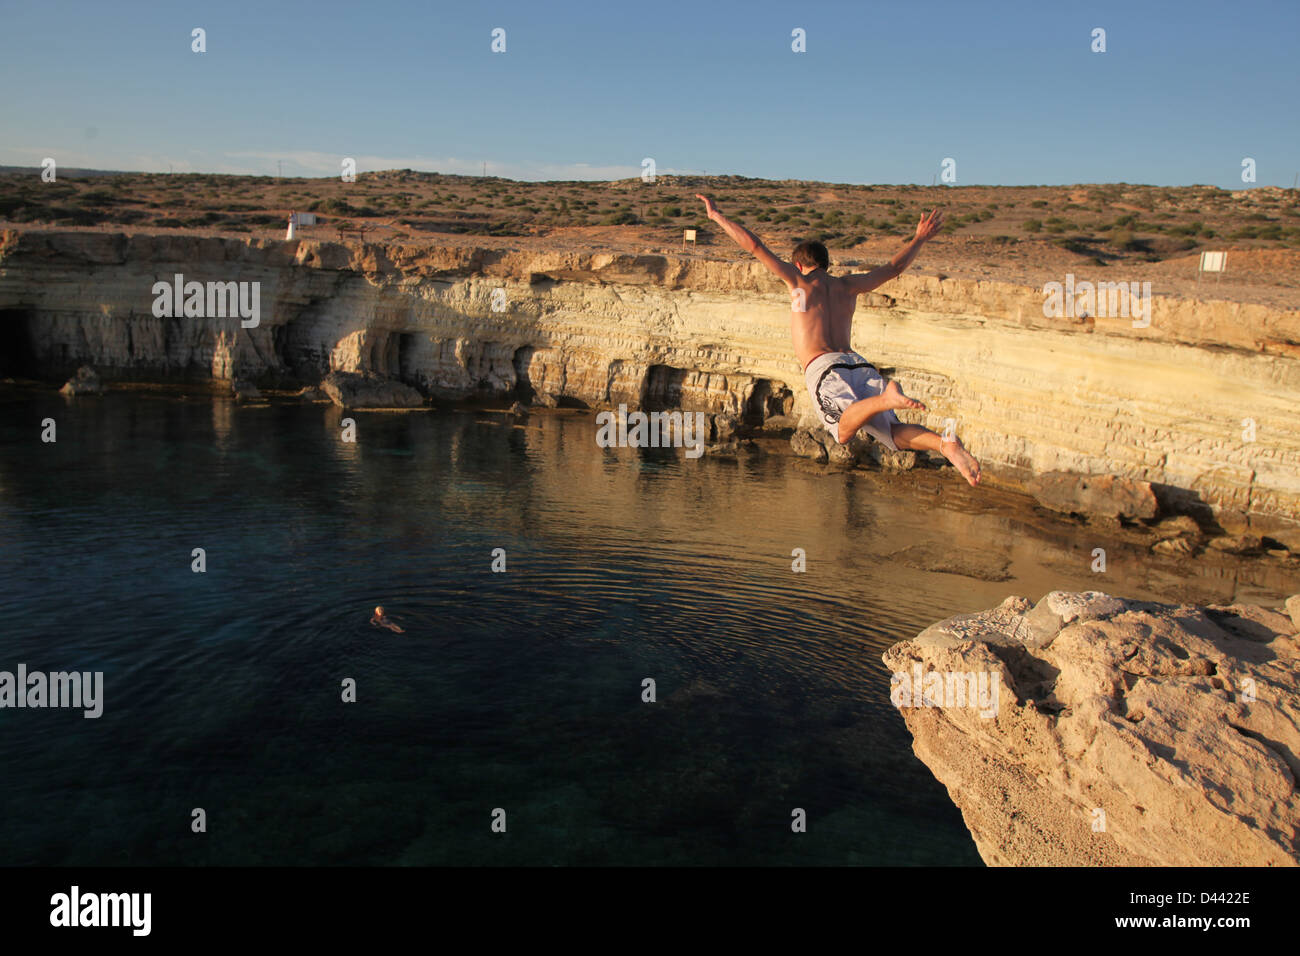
[286,212,318,239]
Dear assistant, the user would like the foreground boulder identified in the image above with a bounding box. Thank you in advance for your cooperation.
[321,371,424,409]
[1029,471,1158,520]
[59,365,104,396]
[882,590,1300,866]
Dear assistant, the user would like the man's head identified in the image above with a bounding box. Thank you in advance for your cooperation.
[374,606,385,617]
[792,240,829,274]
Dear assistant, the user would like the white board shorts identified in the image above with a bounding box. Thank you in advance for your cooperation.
[804,350,900,450]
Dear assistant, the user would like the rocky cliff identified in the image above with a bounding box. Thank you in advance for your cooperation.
[884,591,1300,866]
[2,228,1298,522]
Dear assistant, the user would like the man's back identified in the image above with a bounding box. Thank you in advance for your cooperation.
[789,269,857,371]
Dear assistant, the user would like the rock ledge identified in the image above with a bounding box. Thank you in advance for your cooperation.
[883,590,1300,866]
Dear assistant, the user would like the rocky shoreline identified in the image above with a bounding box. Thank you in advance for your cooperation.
[19,362,1300,578]
[3,227,1298,527]
[884,591,1300,866]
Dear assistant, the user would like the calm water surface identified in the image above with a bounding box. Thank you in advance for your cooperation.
[0,391,1288,865]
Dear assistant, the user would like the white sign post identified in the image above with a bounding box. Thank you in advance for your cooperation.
[683,229,697,249]
[1197,250,1227,291]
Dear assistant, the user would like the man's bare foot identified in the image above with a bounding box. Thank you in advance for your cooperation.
[882,380,926,411]
[940,436,981,487]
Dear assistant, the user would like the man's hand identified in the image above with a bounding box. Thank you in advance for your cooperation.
[696,194,718,220]
[845,209,944,294]
[914,208,944,242]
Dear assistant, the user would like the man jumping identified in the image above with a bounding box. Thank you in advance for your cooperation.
[697,195,980,486]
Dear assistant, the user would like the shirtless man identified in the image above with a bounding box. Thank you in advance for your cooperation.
[697,195,980,486]
[370,606,405,633]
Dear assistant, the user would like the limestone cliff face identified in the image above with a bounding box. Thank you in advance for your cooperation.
[2,228,1298,522]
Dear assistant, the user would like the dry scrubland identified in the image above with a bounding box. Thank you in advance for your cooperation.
[2,169,1298,309]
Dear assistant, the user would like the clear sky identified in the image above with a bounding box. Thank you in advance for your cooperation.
[1,0,1296,187]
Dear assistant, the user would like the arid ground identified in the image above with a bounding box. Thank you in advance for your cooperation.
[2,169,1297,309]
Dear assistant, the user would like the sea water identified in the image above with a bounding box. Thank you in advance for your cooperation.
[0,390,1282,865]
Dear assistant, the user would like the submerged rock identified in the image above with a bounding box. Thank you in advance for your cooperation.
[889,544,1012,582]
[321,371,424,409]
[1029,471,1159,520]
[59,365,104,396]
[883,590,1300,866]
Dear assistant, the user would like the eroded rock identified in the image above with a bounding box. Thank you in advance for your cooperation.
[1030,472,1159,520]
[1208,534,1264,555]
[790,427,828,462]
[883,591,1300,866]
[321,371,424,409]
[711,413,739,443]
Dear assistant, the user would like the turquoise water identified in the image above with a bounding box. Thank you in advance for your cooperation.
[0,390,1273,865]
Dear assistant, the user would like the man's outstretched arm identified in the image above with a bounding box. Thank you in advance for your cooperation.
[697,194,799,287]
[843,209,945,295]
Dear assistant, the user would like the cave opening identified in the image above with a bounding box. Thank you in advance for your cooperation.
[0,310,39,378]
[745,379,793,425]
[396,333,420,386]
[512,345,536,400]
[643,364,688,410]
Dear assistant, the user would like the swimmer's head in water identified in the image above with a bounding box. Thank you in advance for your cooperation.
[374,606,385,617]
[792,240,829,272]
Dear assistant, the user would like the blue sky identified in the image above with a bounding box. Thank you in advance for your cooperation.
[1,0,1296,187]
